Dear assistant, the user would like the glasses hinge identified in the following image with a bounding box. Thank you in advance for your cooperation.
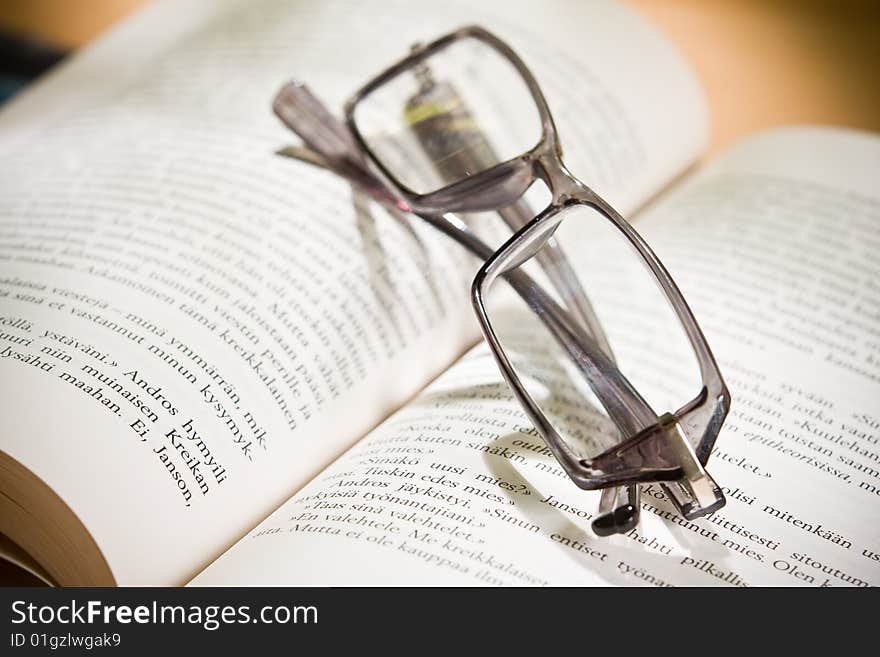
[657,413,726,520]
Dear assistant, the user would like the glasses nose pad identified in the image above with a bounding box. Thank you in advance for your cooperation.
[497,217,560,274]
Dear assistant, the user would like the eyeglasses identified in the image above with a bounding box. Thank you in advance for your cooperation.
[272,25,731,537]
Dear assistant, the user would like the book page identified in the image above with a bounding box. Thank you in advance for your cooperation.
[193,127,880,586]
[0,0,707,584]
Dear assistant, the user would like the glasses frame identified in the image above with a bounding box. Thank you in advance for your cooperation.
[343,25,731,520]
[274,79,649,535]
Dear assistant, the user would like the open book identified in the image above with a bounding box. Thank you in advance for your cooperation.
[1,0,878,587]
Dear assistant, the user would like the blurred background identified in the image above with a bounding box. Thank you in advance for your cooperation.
[0,0,878,155]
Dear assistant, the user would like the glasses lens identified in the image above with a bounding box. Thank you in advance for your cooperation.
[352,36,543,194]
[484,204,703,464]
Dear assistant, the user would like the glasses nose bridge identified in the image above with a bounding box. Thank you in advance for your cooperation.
[531,145,589,205]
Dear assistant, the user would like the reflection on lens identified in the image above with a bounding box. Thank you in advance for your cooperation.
[404,65,498,186]
[353,36,543,194]
[485,204,703,462]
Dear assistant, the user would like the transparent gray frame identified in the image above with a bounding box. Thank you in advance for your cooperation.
[345,26,730,512]
[273,25,731,535]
